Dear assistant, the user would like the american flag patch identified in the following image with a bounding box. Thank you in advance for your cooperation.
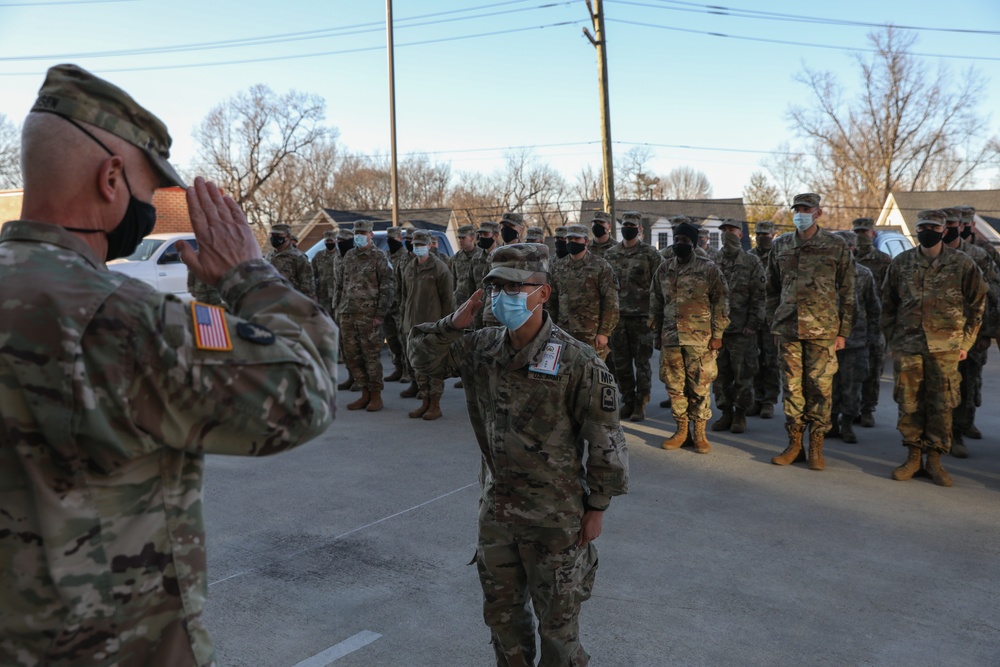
[191,302,232,351]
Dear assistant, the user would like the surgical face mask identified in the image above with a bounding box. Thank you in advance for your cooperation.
[943,226,960,244]
[337,240,353,256]
[592,223,608,238]
[722,230,741,253]
[491,286,542,331]
[500,225,519,244]
[622,226,639,241]
[567,240,587,255]
[413,245,429,257]
[673,242,693,259]
[387,238,403,252]
[325,241,336,251]
[354,234,369,248]
[792,212,814,232]
[916,228,943,248]
[756,235,773,250]
[478,236,495,251]
[270,234,286,249]
[554,239,569,258]
[960,226,973,240]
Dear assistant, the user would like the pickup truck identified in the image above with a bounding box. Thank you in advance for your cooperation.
[107,232,197,298]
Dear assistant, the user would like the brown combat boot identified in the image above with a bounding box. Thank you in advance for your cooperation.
[759,403,774,419]
[347,388,370,410]
[730,408,747,434]
[746,401,762,417]
[692,420,711,454]
[891,445,922,481]
[840,414,857,444]
[337,375,353,391]
[422,395,443,421]
[384,366,403,382]
[400,381,419,398]
[950,430,969,458]
[924,450,953,487]
[808,428,825,471]
[620,397,635,421]
[859,410,875,427]
[661,418,689,450]
[712,407,733,432]
[409,397,430,419]
[365,391,383,412]
[630,396,648,422]
[772,425,805,466]
[965,423,982,439]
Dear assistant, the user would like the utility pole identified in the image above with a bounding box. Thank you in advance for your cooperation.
[582,0,615,236]
[386,0,400,228]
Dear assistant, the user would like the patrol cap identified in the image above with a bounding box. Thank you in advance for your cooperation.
[411,230,431,244]
[621,211,642,226]
[337,228,354,241]
[791,193,821,209]
[323,229,337,241]
[591,211,612,224]
[675,222,700,246]
[479,221,500,234]
[718,218,740,230]
[669,215,693,227]
[500,212,524,228]
[834,230,857,246]
[386,226,403,240]
[290,234,299,242]
[271,224,291,235]
[941,207,962,224]
[852,217,875,232]
[525,226,545,242]
[554,226,568,239]
[916,209,947,227]
[483,243,550,283]
[959,206,976,224]
[566,224,588,238]
[32,64,185,188]
[457,224,475,238]
[755,220,775,234]
[354,220,374,233]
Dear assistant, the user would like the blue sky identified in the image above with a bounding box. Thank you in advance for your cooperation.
[1,0,999,199]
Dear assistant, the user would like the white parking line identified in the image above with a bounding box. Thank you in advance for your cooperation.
[291,630,382,666]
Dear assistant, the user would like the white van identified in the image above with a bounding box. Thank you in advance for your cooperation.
[107,232,197,298]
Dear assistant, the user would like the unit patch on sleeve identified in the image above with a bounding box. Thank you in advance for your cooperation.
[191,302,232,351]
[237,322,276,345]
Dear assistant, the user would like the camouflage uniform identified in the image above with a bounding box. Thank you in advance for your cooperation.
[401,234,455,403]
[545,228,570,320]
[589,210,614,259]
[604,215,663,412]
[408,243,628,667]
[266,224,315,300]
[383,227,409,380]
[750,221,780,414]
[660,217,710,262]
[187,269,224,307]
[852,218,892,420]
[312,229,339,313]
[451,224,477,307]
[471,221,501,330]
[335,222,395,393]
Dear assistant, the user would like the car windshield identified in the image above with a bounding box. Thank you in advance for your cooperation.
[123,239,164,262]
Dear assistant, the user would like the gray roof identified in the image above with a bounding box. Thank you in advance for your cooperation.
[580,198,747,224]
[888,190,1000,234]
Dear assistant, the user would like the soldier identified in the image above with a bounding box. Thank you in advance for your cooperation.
[959,205,997,440]
[711,218,765,434]
[551,224,620,361]
[590,210,615,257]
[0,64,337,666]
[749,220,780,419]
[545,226,570,319]
[660,215,710,261]
[827,231,881,444]
[394,228,418,386]
[335,219,395,412]
[451,224,477,306]
[942,207,999,457]
[383,226,408,382]
[651,222,730,453]
[312,229,339,313]
[525,225,545,243]
[332,228,357,391]
[883,210,987,487]
[499,211,525,246]
[429,233,450,267]
[266,223,315,299]
[400,230,455,420]
[554,225,570,259]
[605,211,664,421]
[187,268,224,307]
[698,225,719,262]
[767,193,854,471]
[471,221,500,329]
[408,243,628,666]
[851,217,892,427]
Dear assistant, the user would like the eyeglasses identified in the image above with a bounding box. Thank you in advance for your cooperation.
[485,282,542,297]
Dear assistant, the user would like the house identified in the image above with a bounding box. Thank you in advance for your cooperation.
[296,207,457,252]
[580,199,748,251]
[876,190,1000,245]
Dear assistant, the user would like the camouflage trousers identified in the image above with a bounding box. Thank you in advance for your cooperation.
[832,345,869,418]
[754,327,781,406]
[659,345,718,422]
[394,311,414,378]
[476,515,598,667]
[405,333,444,397]
[610,316,654,401]
[778,338,838,432]
[383,309,404,371]
[953,344,987,432]
[341,313,384,392]
[566,330,610,362]
[713,332,758,412]
[893,350,961,453]
[860,334,886,413]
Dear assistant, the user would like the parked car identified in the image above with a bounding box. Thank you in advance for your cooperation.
[107,232,197,298]
[305,229,454,262]
[874,230,912,258]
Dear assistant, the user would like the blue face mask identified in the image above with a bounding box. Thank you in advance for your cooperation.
[413,245,429,257]
[354,234,369,248]
[792,213,814,232]
[491,287,542,331]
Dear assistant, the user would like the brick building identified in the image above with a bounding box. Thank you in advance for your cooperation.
[151,187,192,234]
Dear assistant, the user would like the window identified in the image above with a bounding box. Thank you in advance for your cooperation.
[709,231,720,250]
[157,239,198,265]
[657,232,671,249]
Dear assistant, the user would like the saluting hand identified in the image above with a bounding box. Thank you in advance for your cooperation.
[178,177,262,286]
[451,289,485,330]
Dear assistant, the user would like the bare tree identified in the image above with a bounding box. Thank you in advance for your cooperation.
[194,84,330,232]
[743,171,782,223]
[398,154,451,209]
[0,113,21,189]
[573,164,602,203]
[615,146,663,200]
[661,166,713,200]
[789,26,1000,225]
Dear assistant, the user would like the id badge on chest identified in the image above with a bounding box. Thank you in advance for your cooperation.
[528,340,563,376]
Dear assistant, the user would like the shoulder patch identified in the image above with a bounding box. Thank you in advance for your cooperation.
[597,367,616,387]
[600,385,617,412]
[192,302,232,351]
[237,321,276,345]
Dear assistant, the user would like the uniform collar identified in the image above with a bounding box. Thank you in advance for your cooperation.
[491,312,554,370]
[0,219,106,269]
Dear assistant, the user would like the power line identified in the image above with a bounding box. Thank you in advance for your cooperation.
[0,0,135,5]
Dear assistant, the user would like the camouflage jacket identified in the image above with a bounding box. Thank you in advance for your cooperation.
[715,247,765,334]
[267,246,315,300]
[312,247,338,312]
[974,234,1000,271]
[766,228,855,340]
[660,245,710,261]
[187,270,224,307]
[590,237,614,258]
[471,246,500,328]
[956,239,1000,338]
[387,246,410,315]
[335,244,395,319]
[853,241,892,291]
[604,240,664,317]
[648,254,730,347]
[881,245,987,354]
[551,252,620,339]
[845,261,882,349]
[401,255,455,332]
[544,254,569,318]
[0,221,337,667]
[408,313,628,527]
[450,247,477,306]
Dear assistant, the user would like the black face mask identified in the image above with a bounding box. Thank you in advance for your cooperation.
[387,238,403,253]
[917,229,943,248]
[337,240,354,256]
[405,240,414,253]
[270,235,286,249]
[673,243,694,259]
[567,241,587,255]
[325,242,336,251]
[555,239,569,258]
[478,237,495,251]
[943,227,960,244]
[621,226,639,241]
[592,223,608,239]
[960,227,973,240]
[500,226,519,244]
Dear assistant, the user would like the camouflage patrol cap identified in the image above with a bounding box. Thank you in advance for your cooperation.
[834,230,857,247]
[621,211,642,225]
[323,229,337,241]
[791,193,821,209]
[271,224,292,235]
[566,224,588,238]
[354,220,374,233]
[484,243,550,283]
[525,226,545,242]
[916,209,947,227]
[337,228,354,241]
[32,64,185,188]
[500,212,524,228]
[411,230,431,244]
[554,226,568,238]
[386,226,403,240]
[959,206,976,224]
[457,224,475,238]
[941,207,962,223]
[852,217,875,232]
[591,211,612,224]
[719,218,740,230]
[755,220,775,234]
[669,215,693,227]
[479,221,500,233]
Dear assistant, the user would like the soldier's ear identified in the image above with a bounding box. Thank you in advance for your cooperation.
[814,208,823,221]
[538,284,552,304]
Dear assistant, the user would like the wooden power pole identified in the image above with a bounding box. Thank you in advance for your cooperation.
[583,0,615,235]
[386,0,400,228]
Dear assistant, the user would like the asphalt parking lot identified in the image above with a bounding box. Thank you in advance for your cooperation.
[202,351,1000,666]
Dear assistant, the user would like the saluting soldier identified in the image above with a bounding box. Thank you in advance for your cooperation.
[266,223,315,299]
[749,220,780,419]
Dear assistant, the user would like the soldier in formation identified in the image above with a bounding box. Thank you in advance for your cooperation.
[312,229,338,313]
[525,225,545,243]
[383,226,409,383]
[749,220,780,419]
[266,222,315,299]
[332,228,357,391]
[851,217,892,427]
[589,210,615,258]
[471,220,500,329]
